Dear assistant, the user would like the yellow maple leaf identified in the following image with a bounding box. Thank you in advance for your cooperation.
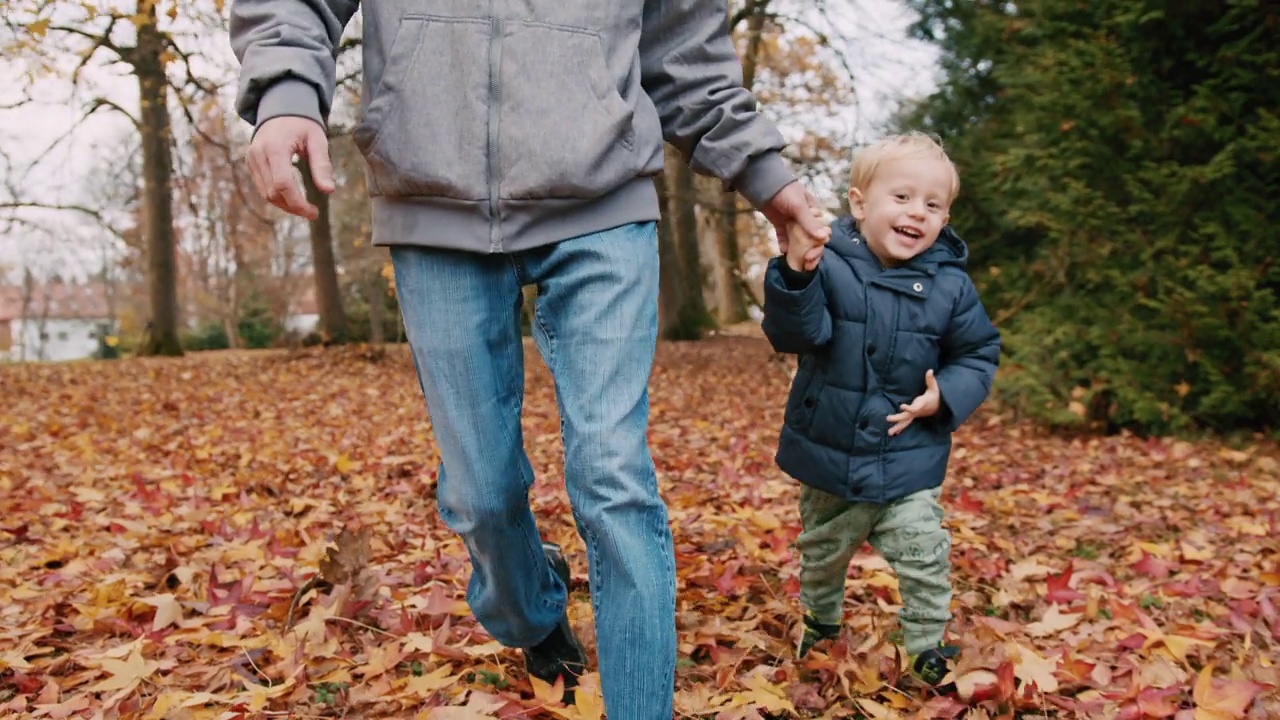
[1161,634,1216,665]
[529,673,564,705]
[355,643,404,679]
[573,673,605,720]
[87,644,159,694]
[1025,604,1083,637]
[139,593,183,631]
[249,675,298,711]
[1193,663,1265,720]
[335,452,355,474]
[1011,641,1060,693]
[403,664,457,698]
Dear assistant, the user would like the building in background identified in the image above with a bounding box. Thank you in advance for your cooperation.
[0,277,114,362]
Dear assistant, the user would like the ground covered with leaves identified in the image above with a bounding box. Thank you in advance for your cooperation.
[1,339,1278,719]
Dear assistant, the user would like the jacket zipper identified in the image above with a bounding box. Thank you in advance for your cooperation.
[486,8,503,252]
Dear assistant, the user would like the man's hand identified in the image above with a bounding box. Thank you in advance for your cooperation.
[762,181,830,264]
[887,369,942,436]
[785,210,826,272]
[247,116,335,221]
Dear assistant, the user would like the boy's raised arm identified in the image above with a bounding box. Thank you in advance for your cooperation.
[934,276,1001,431]
[761,224,833,355]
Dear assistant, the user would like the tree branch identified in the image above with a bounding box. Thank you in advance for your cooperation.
[338,36,362,55]
[0,201,131,244]
[168,90,277,228]
[729,0,771,33]
[86,97,141,130]
[164,35,220,97]
[50,19,127,81]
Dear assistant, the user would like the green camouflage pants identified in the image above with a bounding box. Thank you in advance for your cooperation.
[797,485,952,655]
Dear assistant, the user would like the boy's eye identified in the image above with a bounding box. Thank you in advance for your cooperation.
[894,193,908,201]
[927,202,941,210]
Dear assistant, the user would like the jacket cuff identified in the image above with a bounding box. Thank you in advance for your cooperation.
[776,260,816,290]
[731,151,796,208]
[254,79,324,133]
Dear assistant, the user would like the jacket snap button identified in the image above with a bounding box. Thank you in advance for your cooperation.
[859,419,869,430]
[803,397,815,408]
[867,345,876,356]
[913,282,923,292]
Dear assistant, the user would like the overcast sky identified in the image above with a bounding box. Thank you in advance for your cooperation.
[0,0,939,283]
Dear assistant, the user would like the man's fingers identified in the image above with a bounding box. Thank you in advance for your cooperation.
[246,149,267,201]
[797,207,830,243]
[925,368,939,391]
[800,188,831,240]
[265,149,317,220]
[305,125,335,194]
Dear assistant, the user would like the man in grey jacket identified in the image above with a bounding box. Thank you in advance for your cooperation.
[230,1,830,716]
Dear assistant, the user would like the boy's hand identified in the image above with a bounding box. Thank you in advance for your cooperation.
[887,369,941,436]
[785,206,828,272]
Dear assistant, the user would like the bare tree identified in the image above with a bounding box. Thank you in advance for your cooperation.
[2,0,234,356]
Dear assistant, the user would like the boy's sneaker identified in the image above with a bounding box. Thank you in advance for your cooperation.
[524,543,587,693]
[910,644,960,690]
[798,613,841,658]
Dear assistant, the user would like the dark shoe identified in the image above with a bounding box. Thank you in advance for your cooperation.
[910,644,960,689]
[524,543,587,693]
[798,613,841,658]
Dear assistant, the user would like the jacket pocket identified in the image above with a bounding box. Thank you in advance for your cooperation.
[353,15,490,201]
[497,21,637,200]
[787,359,826,433]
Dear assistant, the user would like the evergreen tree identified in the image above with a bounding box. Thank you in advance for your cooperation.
[900,0,1280,434]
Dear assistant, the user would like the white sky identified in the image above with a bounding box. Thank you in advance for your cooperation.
[0,0,939,283]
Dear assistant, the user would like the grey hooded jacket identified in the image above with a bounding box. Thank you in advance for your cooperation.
[230,0,797,253]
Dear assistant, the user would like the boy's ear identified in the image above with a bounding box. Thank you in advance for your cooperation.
[848,187,866,221]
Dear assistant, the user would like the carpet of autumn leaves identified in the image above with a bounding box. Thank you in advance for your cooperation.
[2,338,1278,720]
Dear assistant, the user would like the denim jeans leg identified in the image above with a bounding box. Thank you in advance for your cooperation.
[391,245,567,649]
[521,222,676,719]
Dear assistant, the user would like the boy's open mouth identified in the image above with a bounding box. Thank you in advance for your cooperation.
[894,226,923,240]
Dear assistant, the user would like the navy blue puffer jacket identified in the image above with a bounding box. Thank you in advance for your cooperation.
[762,216,1001,504]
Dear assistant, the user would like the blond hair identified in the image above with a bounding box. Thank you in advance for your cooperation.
[849,131,960,204]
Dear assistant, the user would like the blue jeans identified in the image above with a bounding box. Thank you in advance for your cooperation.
[390,222,675,718]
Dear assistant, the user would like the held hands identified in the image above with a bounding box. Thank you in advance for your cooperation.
[247,116,336,221]
[784,205,827,272]
[887,369,941,436]
[762,181,830,260]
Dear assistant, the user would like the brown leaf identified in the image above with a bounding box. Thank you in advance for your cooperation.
[4,342,1279,717]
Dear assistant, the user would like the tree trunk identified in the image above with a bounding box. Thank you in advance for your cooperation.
[655,170,682,340]
[709,0,769,327]
[300,159,350,344]
[135,0,182,356]
[368,272,385,345]
[668,149,710,340]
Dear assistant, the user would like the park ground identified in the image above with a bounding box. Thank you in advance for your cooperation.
[1,338,1277,719]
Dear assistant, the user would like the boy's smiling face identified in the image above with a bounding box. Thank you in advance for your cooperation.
[849,157,954,266]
